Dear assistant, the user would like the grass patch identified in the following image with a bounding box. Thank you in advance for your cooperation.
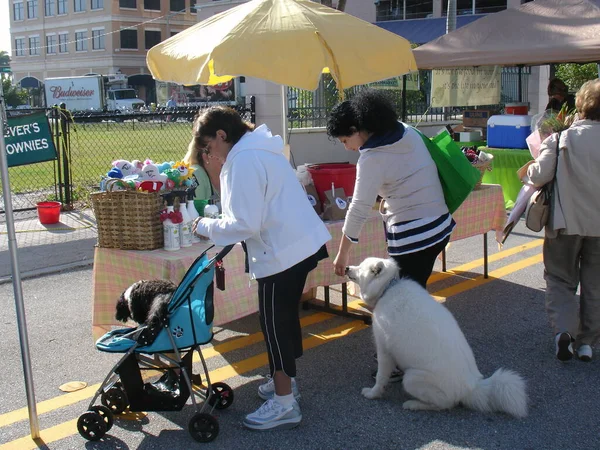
[7,120,194,194]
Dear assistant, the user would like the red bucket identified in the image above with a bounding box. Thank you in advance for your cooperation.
[505,103,529,115]
[37,201,62,224]
[307,163,356,204]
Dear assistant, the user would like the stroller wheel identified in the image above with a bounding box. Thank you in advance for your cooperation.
[101,386,129,415]
[90,405,114,431]
[77,411,107,441]
[208,382,234,410]
[188,413,219,443]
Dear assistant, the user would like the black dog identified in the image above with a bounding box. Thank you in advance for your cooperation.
[115,279,178,326]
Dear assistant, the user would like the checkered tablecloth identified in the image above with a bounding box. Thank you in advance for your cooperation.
[91,184,505,340]
[450,184,506,243]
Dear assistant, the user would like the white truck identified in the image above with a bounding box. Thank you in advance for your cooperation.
[44,75,145,112]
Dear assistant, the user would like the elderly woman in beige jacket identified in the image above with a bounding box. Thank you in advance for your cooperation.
[527,78,600,362]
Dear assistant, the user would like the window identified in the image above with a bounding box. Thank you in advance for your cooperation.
[14,1,24,20]
[170,31,179,37]
[92,29,105,49]
[144,0,160,10]
[376,0,433,21]
[75,31,88,51]
[91,0,103,9]
[15,38,26,56]
[27,0,38,18]
[74,0,85,12]
[57,0,66,13]
[46,34,57,53]
[58,32,68,52]
[145,30,161,49]
[119,0,135,7]
[120,29,138,49]
[45,0,55,16]
[29,36,40,55]
[170,0,185,12]
[442,0,507,15]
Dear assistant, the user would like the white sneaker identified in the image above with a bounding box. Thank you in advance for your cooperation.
[577,344,593,362]
[257,375,300,401]
[243,399,302,431]
[555,332,574,361]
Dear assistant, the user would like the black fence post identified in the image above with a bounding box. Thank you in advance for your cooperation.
[59,102,72,208]
[250,96,256,124]
[401,75,407,123]
[51,106,64,206]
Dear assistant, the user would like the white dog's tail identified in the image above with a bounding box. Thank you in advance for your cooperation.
[462,369,528,418]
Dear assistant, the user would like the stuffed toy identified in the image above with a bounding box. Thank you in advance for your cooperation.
[112,160,138,177]
[157,161,173,174]
[139,159,167,190]
[173,161,195,186]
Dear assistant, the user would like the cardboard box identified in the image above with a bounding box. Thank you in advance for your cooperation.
[463,109,497,127]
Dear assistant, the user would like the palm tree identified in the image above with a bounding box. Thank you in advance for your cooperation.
[0,50,10,66]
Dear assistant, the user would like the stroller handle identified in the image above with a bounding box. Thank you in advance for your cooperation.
[212,244,235,264]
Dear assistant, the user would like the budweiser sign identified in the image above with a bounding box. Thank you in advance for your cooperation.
[49,85,95,99]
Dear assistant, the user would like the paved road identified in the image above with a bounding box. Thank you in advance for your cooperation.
[1,221,599,450]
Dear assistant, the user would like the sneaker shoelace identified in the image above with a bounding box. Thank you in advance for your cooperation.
[255,399,281,416]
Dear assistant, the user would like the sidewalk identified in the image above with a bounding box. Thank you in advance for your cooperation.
[0,209,98,283]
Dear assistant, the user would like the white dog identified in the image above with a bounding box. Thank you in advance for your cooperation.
[346,257,528,418]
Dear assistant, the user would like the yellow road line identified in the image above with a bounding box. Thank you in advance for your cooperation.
[0,321,369,450]
[199,312,334,360]
[428,239,543,284]
[0,248,544,448]
[433,253,543,301]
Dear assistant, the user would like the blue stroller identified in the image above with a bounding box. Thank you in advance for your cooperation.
[78,245,234,443]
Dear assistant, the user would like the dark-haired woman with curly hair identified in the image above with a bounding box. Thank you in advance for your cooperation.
[327,88,455,381]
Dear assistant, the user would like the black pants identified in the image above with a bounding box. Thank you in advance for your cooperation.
[391,235,450,288]
[256,248,326,377]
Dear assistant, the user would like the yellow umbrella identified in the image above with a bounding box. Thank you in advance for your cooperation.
[146,0,416,93]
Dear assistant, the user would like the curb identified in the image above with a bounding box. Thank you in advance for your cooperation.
[0,258,94,285]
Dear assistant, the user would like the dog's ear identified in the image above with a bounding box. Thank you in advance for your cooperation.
[115,295,131,322]
[371,260,385,277]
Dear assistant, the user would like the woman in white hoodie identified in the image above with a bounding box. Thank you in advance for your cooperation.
[191,106,331,431]
[527,78,600,363]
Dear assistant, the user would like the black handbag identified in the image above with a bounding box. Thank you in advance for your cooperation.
[525,132,560,232]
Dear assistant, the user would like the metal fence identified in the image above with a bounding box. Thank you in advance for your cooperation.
[2,97,255,219]
[287,67,530,128]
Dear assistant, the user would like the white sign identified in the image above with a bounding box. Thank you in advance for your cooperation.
[431,67,501,107]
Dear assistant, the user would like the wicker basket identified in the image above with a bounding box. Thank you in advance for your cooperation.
[473,155,493,189]
[91,191,164,250]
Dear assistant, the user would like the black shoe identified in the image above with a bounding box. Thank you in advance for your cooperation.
[371,368,403,383]
[555,332,574,361]
[146,369,180,398]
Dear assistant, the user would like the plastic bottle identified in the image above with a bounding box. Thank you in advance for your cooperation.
[204,199,219,219]
[186,187,202,244]
[175,191,193,248]
[161,192,180,251]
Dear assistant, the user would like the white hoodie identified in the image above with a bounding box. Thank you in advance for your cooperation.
[195,125,331,279]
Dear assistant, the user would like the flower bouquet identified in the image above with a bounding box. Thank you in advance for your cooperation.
[461,146,494,188]
[527,103,577,158]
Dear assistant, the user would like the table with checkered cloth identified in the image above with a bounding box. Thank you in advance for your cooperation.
[91,184,505,340]
[91,217,388,341]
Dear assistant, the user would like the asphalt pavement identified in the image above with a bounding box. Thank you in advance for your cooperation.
[1,213,600,450]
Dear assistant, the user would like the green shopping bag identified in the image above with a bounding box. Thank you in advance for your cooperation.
[414,128,480,213]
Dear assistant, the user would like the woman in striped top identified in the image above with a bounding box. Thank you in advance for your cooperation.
[327,89,455,288]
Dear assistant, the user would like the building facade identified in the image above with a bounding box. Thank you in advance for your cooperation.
[8,0,197,104]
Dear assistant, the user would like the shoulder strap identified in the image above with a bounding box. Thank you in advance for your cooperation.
[552,131,561,181]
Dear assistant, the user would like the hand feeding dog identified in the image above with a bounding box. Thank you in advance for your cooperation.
[346,257,528,418]
[115,279,178,327]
